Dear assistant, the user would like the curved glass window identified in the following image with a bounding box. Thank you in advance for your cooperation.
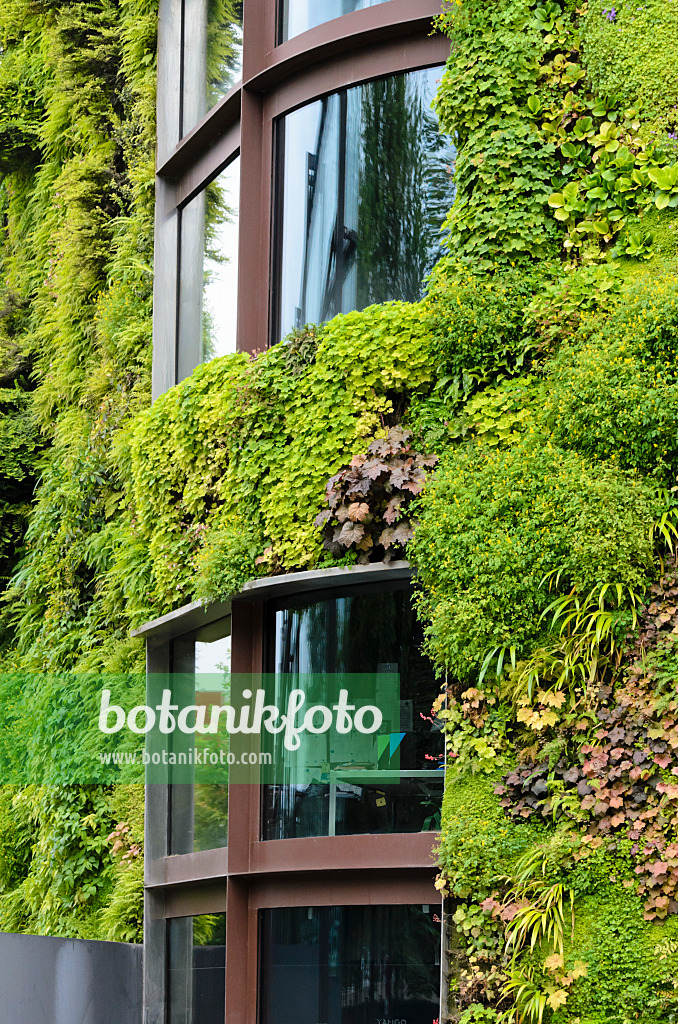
[260,905,441,1024]
[262,583,444,841]
[278,0,396,43]
[274,66,455,341]
[182,0,243,135]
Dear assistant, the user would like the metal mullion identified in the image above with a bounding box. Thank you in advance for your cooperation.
[157,85,242,179]
[174,134,241,211]
[144,639,171,1024]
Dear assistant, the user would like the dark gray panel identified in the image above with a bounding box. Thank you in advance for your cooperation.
[0,933,142,1024]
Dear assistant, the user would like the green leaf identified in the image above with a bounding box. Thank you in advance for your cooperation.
[648,165,678,190]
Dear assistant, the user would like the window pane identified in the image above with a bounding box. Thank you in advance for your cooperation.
[275,67,455,341]
[203,159,240,361]
[261,585,444,841]
[178,159,240,381]
[170,621,231,853]
[168,913,226,1024]
[182,0,243,136]
[194,628,231,850]
[260,905,441,1024]
[279,0,395,44]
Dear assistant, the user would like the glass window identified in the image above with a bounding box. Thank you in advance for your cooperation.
[168,913,226,1024]
[278,0,395,44]
[259,905,441,1024]
[182,0,243,136]
[178,158,240,380]
[274,66,455,341]
[170,620,231,854]
[262,584,444,841]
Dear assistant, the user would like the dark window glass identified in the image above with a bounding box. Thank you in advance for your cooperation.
[260,905,441,1024]
[168,913,226,1024]
[278,0,395,43]
[274,67,455,341]
[262,584,444,840]
[170,620,230,853]
[182,0,243,136]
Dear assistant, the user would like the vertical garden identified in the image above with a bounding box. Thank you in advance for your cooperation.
[2,1,678,1020]
[0,0,156,940]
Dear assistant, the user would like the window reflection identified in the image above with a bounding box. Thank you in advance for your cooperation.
[182,0,243,136]
[178,158,239,380]
[262,586,444,841]
[278,0,396,43]
[168,913,226,1024]
[260,905,441,1024]
[170,621,231,853]
[275,67,455,341]
[203,159,240,361]
[194,628,230,850]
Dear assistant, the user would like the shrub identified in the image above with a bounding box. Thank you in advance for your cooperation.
[426,261,542,390]
[411,436,659,679]
[543,275,678,481]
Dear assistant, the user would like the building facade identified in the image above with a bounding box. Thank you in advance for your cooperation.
[141,2,451,1021]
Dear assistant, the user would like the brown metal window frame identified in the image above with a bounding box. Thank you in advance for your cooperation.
[137,565,443,1023]
[152,0,449,398]
[148,1,451,1018]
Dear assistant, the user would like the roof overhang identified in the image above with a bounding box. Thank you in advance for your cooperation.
[131,560,412,641]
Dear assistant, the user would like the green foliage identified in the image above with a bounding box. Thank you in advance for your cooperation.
[426,261,541,390]
[436,0,678,264]
[461,377,540,448]
[583,0,678,122]
[545,125,678,256]
[543,274,678,481]
[0,788,32,895]
[565,885,678,1023]
[423,5,678,1023]
[411,436,658,680]
[437,686,510,779]
[0,27,46,171]
[194,520,265,605]
[0,786,116,936]
[0,0,156,940]
[0,385,39,589]
[459,1007,502,1024]
[99,785,144,942]
[0,1,677,1014]
[439,773,539,900]
[131,301,436,609]
[434,0,560,265]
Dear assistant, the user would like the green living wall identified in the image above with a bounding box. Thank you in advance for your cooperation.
[2,1,678,1019]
